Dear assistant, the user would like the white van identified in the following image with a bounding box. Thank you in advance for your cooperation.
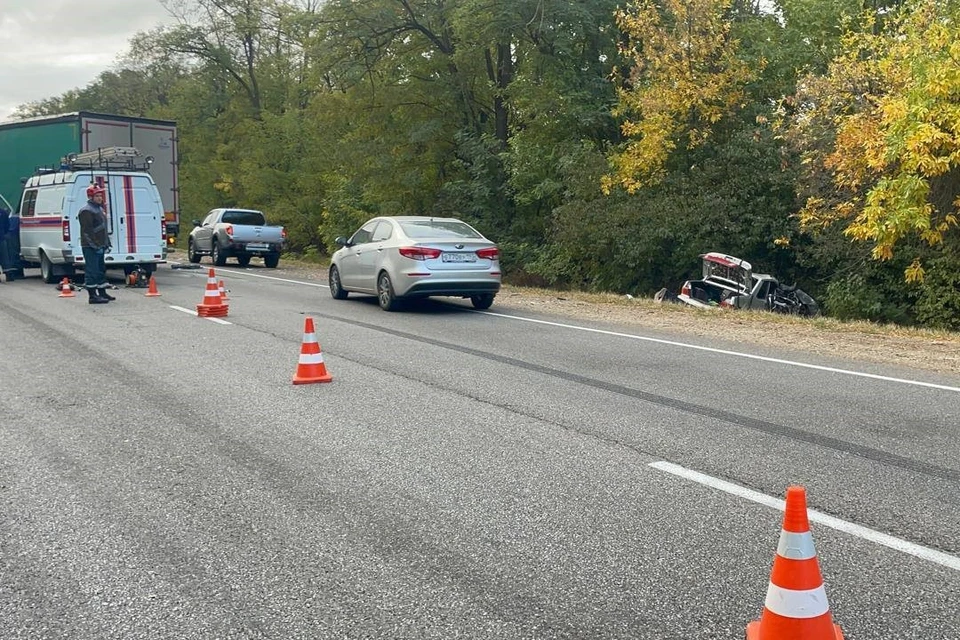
[17,165,167,283]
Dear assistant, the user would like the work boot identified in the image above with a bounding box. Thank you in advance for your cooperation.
[97,287,116,301]
[87,289,108,304]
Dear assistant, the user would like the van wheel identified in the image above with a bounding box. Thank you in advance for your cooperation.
[187,240,201,264]
[212,242,227,266]
[40,252,57,284]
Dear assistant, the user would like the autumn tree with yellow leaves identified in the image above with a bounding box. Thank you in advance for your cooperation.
[605,0,756,194]
[787,0,960,282]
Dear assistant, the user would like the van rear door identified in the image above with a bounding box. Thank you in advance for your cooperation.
[102,174,164,260]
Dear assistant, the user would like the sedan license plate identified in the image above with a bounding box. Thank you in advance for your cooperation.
[441,252,477,263]
[246,243,268,251]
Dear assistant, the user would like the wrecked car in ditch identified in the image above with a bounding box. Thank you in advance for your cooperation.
[656,252,819,317]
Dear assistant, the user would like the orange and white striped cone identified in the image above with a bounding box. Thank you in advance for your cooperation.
[58,277,75,298]
[219,279,228,300]
[196,268,228,317]
[293,317,332,384]
[747,486,844,640]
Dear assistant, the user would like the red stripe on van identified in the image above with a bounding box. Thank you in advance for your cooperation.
[123,176,137,251]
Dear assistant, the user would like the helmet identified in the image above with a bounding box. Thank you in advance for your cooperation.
[86,184,105,199]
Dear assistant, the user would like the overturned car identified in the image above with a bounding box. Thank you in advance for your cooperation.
[656,252,819,317]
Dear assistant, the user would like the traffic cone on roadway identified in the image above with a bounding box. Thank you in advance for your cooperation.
[293,317,332,384]
[747,486,844,640]
[219,279,229,300]
[145,275,161,297]
[58,277,75,298]
[196,268,228,317]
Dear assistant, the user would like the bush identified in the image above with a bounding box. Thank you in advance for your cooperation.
[822,273,913,325]
[913,256,960,330]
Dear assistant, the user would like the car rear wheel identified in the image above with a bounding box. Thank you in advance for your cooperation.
[377,272,401,311]
[237,255,251,267]
[263,254,280,268]
[470,293,495,310]
[329,265,348,300]
[212,242,227,266]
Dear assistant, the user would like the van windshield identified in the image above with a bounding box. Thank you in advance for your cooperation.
[222,210,265,226]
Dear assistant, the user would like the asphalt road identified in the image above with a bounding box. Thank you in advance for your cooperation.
[1,262,958,640]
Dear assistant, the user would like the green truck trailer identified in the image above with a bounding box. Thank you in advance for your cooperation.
[0,111,180,239]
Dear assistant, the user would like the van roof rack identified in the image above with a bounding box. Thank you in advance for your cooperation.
[60,146,155,172]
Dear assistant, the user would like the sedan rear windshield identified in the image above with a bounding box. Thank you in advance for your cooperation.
[400,220,483,239]
[222,210,265,225]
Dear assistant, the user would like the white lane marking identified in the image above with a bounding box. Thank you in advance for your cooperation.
[649,461,960,572]
[477,311,960,393]
[170,305,232,325]
[175,265,960,393]
[170,263,327,288]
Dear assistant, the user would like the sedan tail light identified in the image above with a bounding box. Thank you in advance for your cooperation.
[399,246,442,260]
[476,247,499,260]
[681,283,691,296]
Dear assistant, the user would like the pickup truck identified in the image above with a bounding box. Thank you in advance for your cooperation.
[669,252,819,316]
[188,208,286,268]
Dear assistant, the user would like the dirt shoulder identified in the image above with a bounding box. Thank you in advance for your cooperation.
[213,257,960,378]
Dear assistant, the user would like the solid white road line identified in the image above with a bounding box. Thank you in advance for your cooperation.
[169,305,232,325]
[478,311,960,393]
[649,461,960,572]
[180,266,960,393]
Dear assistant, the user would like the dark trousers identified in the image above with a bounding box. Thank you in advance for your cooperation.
[82,246,107,288]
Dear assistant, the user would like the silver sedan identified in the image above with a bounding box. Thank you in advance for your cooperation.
[328,216,502,311]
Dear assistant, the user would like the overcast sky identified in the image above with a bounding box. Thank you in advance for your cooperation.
[0,0,176,121]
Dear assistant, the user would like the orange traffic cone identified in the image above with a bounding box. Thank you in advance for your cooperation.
[293,317,332,384]
[58,277,75,298]
[219,279,229,300]
[196,268,228,317]
[145,274,161,297]
[747,486,844,640]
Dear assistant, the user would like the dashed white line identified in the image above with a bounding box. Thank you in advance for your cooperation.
[649,460,960,572]
[169,304,232,325]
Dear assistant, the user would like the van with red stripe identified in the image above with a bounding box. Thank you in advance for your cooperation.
[16,149,166,283]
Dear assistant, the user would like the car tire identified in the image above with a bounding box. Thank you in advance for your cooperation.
[470,293,495,310]
[212,242,226,266]
[187,240,201,264]
[263,254,280,268]
[377,271,401,311]
[237,255,251,267]
[40,252,57,284]
[329,265,348,300]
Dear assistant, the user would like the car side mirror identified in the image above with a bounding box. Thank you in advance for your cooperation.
[192,219,201,227]
[335,236,350,247]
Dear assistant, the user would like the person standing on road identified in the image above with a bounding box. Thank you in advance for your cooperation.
[77,184,115,304]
